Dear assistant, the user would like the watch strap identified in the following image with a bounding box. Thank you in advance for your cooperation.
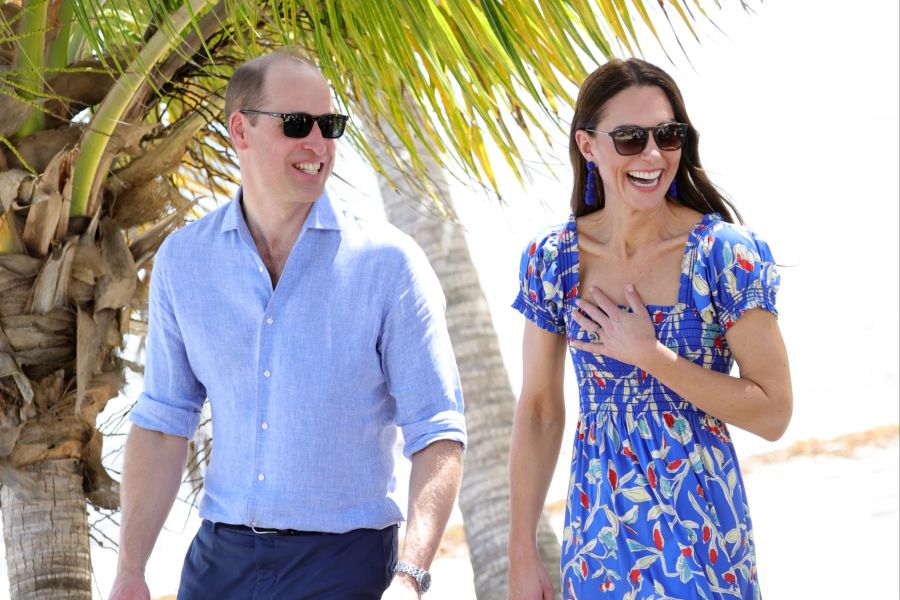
[394,560,430,593]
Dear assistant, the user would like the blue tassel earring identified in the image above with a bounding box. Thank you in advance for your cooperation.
[585,161,597,206]
[667,179,678,199]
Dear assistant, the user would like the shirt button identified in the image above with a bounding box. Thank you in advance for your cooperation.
[266,317,273,325]
[257,265,264,273]
[258,473,265,481]
[261,422,269,430]
[251,520,257,527]
[263,369,271,378]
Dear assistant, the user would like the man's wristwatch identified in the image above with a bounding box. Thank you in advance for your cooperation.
[393,561,431,593]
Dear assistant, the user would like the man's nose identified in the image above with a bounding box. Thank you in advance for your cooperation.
[300,123,327,153]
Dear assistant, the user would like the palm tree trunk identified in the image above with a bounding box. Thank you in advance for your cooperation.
[363,110,562,600]
[1,458,91,599]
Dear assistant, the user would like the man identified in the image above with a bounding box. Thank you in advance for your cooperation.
[109,50,466,600]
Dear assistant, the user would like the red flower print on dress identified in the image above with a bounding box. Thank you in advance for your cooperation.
[608,464,618,490]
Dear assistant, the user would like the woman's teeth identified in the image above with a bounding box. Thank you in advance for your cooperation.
[627,169,662,188]
[293,162,320,175]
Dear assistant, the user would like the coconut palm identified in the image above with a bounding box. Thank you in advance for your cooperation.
[0,1,724,597]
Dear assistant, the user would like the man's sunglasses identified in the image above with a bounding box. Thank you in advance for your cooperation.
[584,122,689,156]
[239,109,349,139]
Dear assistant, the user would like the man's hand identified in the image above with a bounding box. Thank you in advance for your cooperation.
[109,571,151,600]
[381,573,419,599]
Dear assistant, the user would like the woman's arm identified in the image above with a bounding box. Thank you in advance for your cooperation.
[508,321,568,600]
[572,284,792,441]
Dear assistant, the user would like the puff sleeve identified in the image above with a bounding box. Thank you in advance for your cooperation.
[512,226,567,334]
[691,220,780,331]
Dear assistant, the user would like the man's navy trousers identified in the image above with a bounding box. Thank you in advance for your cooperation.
[176,520,398,599]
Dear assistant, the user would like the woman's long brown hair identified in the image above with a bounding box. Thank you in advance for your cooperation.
[570,58,742,223]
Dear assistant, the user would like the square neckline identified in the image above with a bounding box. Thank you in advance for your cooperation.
[565,212,720,313]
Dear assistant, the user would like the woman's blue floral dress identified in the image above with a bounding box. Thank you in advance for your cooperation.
[513,213,779,600]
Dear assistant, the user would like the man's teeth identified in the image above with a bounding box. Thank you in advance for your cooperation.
[293,162,320,174]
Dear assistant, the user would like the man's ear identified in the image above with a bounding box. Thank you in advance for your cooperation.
[230,112,249,150]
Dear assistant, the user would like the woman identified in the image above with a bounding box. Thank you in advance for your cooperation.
[508,58,792,600]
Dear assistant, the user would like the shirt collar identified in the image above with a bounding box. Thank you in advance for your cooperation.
[220,187,345,234]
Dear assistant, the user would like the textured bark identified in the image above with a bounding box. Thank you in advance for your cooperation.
[1,458,92,599]
[365,112,563,599]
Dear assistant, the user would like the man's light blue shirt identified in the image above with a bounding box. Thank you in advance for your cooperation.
[130,190,466,533]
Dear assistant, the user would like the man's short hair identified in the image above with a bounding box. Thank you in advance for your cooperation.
[224,49,316,125]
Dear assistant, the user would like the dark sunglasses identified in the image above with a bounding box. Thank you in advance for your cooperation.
[584,122,688,156]
[239,109,349,139]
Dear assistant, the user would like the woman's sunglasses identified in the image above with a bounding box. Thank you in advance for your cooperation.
[584,122,688,156]
[239,109,349,139]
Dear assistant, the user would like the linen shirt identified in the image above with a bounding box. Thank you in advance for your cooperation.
[130,190,467,533]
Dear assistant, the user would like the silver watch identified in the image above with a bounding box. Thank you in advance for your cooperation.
[394,560,431,593]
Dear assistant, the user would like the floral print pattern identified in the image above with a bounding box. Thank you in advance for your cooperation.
[513,213,779,600]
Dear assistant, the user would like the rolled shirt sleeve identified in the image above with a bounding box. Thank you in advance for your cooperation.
[378,240,467,458]
[130,238,207,438]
